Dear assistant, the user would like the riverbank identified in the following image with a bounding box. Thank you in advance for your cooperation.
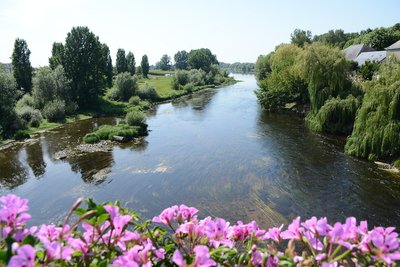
[0,76,238,148]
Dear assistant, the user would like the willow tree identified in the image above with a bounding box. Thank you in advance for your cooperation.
[297,43,349,113]
[255,44,307,110]
[345,59,400,160]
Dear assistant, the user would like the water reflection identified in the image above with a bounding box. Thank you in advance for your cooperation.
[0,146,28,189]
[25,139,46,177]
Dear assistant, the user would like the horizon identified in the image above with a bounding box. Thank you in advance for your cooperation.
[1,0,399,67]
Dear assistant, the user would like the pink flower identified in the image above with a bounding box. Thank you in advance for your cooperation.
[0,194,31,231]
[177,204,198,223]
[369,226,400,264]
[193,245,216,267]
[8,244,35,267]
[172,249,184,266]
[104,204,120,221]
[263,224,283,242]
[152,205,178,226]
[281,217,303,240]
[44,241,74,261]
[199,217,233,248]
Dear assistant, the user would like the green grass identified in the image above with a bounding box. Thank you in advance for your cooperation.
[26,114,93,135]
[83,124,144,144]
[149,70,176,76]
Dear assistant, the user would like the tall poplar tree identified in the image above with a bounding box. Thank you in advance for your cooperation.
[12,38,32,93]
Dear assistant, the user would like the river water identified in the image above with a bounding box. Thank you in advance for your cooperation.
[1,74,399,228]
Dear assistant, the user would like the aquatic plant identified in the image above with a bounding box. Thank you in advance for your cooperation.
[0,194,399,266]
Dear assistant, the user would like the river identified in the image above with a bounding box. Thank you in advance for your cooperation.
[0,74,399,228]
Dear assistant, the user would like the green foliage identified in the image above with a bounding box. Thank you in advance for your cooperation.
[298,43,350,112]
[13,130,30,140]
[102,44,113,88]
[32,66,72,109]
[125,111,146,127]
[82,133,99,144]
[126,52,136,75]
[156,54,172,71]
[175,70,190,86]
[184,82,195,93]
[108,72,137,101]
[290,29,312,47]
[141,55,150,78]
[116,49,127,74]
[42,99,66,122]
[255,44,307,110]
[0,69,18,137]
[188,69,206,86]
[394,159,400,168]
[137,83,158,101]
[49,42,64,70]
[15,94,34,109]
[306,96,359,134]
[16,106,43,126]
[128,96,141,106]
[188,48,218,72]
[12,38,32,93]
[63,26,106,109]
[254,53,273,82]
[313,29,350,49]
[174,50,188,70]
[83,124,142,143]
[357,61,380,80]
[345,60,400,159]
[345,26,400,50]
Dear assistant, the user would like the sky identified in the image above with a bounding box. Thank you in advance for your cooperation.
[1,0,399,67]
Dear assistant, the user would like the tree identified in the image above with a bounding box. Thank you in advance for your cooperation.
[188,48,218,72]
[63,26,106,109]
[290,29,312,47]
[254,53,273,82]
[156,54,171,71]
[174,50,188,70]
[141,55,149,78]
[126,52,136,75]
[12,38,32,93]
[313,29,349,48]
[49,42,64,70]
[116,49,127,74]
[102,44,113,88]
[0,69,18,137]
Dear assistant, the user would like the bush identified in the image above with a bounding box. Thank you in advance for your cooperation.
[42,99,66,122]
[15,94,34,109]
[125,111,146,127]
[137,83,158,101]
[128,96,141,106]
[107,73,137,101]
[184,82,195,93]
[14,130,30,140]
[171,77,181,90]
[176,70,189,85]
[83,133,100,144]
[188,69,206,86]
[16,106,43,127]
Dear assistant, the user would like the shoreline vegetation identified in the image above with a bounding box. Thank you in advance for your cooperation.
[255,23,400,168]
[0,26,237,147]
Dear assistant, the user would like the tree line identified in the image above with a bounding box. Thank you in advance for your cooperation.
[255,25,400,163]
[0,26,231,140]
[219,62,255,74]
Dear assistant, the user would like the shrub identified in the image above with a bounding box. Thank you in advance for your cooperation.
[83,133,99,144]
[42,99,66,122]
[137,83,158,101]
[15,94,34,109]
[125,111,146,127]
[171,77,181,90]
[16,105,36,122]
[14,130,30,140]
[188,69,206,86]
[109,72,138,101]
[128,96,141,106]
[184,82,195,93]
[176,70,189,85]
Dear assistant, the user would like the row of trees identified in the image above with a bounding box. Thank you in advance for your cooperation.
[256,27,400,161]
[290,23,400,50]
[219,62,255,74]
[115,49,150,78]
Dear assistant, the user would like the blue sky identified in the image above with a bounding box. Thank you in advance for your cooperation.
[1,0,399,66]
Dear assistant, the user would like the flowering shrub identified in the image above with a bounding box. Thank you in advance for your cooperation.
[0,194,399,266]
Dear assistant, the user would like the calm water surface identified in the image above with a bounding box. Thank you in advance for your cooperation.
[1,74,399,228]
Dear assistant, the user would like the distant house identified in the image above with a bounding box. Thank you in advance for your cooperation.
[342,44,375,61]
[354,51,387,66]
[385,40,400,59]
[0,63,12,73]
